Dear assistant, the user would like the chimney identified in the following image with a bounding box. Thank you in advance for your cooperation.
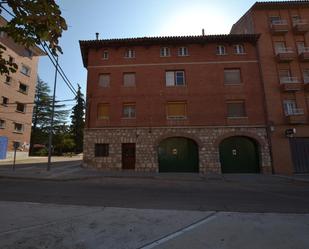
[202,29,205,36]
[95,32,99,40]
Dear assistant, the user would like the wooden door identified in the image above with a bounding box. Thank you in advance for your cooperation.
[122,143,135,169]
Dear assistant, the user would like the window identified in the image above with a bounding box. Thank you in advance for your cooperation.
[292,15,301,25]
[234,44,245,54]
[269,16,281,24]
[166,101,187,119]
[178,47,188,56]
[160,47,170,57]
[0,31,6,38]
[18,83,28,94]
[5,75,11,84]
[124,49,135,58]
[97,103,109,120]
[165,71,185,86]
[8,56,14,63]
[99,74,110,87]
[283,100,298,116]
[297,41,305,54]
[122,103,136,118]
[227,101,246,117]
[274,41,286,54]
[95,143,109,157]
[102,50,109,60]
[24,49,33,58]
[224,69,241,84]
[14,123,24,133]
[1,96,8,106]
[0,119,5,129]
[216,45,226,55]
[303,69,309,83]
[20,65,30,76]
[279,69,291,82]
[123,73,136,87]
[16,103,26,113]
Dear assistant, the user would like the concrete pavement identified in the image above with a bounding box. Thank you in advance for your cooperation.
[0,201,308,249]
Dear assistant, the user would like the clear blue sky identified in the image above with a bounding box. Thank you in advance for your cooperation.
[38,0,272,105]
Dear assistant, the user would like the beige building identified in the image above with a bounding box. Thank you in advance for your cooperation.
[0,16,45,159]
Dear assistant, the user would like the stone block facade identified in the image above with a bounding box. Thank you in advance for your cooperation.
[83,126,272,174]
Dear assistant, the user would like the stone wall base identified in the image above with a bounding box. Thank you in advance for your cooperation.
[83,126,272,175]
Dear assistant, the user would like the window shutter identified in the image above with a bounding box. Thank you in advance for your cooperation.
[166,71,175,86]
[97,103,109,119]
[99,74,110,87]
[224,69,241,84]
[167,102,186,117]
[123,73,136,87]
[227,102,246,117]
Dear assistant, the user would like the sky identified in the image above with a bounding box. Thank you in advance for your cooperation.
[37,0,267,108]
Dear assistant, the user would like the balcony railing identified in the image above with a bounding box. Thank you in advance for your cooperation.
[285,108,304,116]
[271,19,289,34]
[293,19,309,34]
[276,47,296,62]
[298,47,309,54]
[280,76,299,84]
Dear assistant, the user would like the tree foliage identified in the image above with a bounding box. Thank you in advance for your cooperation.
[70,85,85,153]
[0,0,67,74]
[30,77,69,155]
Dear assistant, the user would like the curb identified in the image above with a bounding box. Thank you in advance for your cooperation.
[273,174,309,183]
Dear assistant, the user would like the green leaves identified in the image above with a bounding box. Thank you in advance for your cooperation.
[0,0,67,74]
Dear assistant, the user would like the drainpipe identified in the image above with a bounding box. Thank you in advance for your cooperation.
[255,37,275,174]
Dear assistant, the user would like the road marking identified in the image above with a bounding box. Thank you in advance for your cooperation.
[139,212,217,249]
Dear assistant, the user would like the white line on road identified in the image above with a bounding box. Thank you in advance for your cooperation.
[139,212,217,249]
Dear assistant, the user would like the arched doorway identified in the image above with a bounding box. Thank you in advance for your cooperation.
[219,136,260,173]
[158,137,199,172]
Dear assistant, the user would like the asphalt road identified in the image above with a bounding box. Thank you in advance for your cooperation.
[0,176,309,213]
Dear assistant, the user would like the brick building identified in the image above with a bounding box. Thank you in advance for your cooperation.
[0,16,45,159]
[80,34,272,174]
[231,1,309,175]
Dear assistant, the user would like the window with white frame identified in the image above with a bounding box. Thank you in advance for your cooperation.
[297,41,306,54]
[216,45,226,55]
[20,65,31,76]
[123,73,136,87]
[178,47,188,56]
[303,69,309,83]
[102,50,109,60]
[234,44,245,54]
[14,123,24,133]
[0,119,5,129]
[274,41,286,54]
[99,74,110,87]
[122,103,136,118]
[283,100,298,116]
[160,47,170,57]
[166,71,185,86]
[124,49,135,58]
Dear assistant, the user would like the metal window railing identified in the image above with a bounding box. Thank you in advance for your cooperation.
[276,47,294,54]
[285,108,305,116]
[280,76,299,84]
[271,19,288,26]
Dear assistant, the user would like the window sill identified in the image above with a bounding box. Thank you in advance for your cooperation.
[4,81,11,85]
[15,110,26,114]
[121,117,136,119]
[0,127,5,129]
[227,116,248,119]
[18,90,28,95]
[166,85,187,87]
[235,53,247,55]
[178,55,189,57]
[13,131,23,134]
[124,57,135,59]
[160,55,171,57]
[224,83,243,86]
[167,117,187,120]
[216,53,228,56]
[1,104,8,107]
[20,72,30,77]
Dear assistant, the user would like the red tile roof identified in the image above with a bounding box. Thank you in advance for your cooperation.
[79,34,260,67]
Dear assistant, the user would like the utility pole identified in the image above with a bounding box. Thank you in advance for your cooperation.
[47,56,58,171]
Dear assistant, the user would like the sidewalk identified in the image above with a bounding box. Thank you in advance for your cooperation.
[0,157,308,183]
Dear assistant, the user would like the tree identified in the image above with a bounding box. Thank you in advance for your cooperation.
[0,0,67,74]
[30,77,68,155]
[70,85,85,153]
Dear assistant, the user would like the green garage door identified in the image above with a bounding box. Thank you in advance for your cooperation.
[219,136,260,173]
[158,137,199,172]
